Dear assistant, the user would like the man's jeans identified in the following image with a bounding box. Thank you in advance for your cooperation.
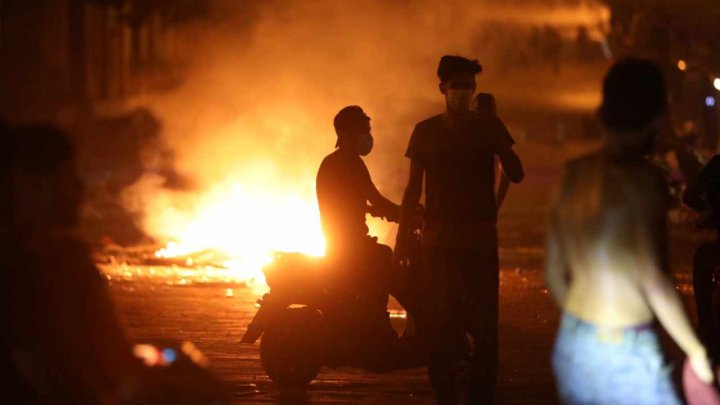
[552,314,681,405]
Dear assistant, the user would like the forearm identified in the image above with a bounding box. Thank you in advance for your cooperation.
[645,275,705,356]
[498,149,525,183]
[397,161,424,249]
[545,216,569,307]
[545,271,568,308]
[397,188,421,240]
[496,174,511,208]
[376,196,400,221]
[545,245,569,307]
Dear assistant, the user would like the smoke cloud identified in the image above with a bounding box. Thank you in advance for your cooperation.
[123,0,608,248]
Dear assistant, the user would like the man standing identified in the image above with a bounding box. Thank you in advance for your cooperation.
[395,56,524,404]
[545,58,713,404]
[316,106,400,336]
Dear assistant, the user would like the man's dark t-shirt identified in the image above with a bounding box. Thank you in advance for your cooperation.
[406,113,514,247]
[317,149,376,253]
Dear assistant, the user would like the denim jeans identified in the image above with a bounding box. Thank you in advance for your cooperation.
[552,314,681,405]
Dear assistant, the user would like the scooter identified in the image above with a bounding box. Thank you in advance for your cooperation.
[241,231,427,389]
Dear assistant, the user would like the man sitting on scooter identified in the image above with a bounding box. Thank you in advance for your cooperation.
[316,106,400,334]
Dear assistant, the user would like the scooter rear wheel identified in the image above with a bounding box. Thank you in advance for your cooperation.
[260,306,323,389]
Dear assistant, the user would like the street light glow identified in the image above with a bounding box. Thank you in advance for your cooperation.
[714,78,720,91]
[677,60,687,71]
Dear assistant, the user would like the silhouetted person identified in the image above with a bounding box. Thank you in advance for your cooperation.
[0,124,40,403]
[316,106,400,337]
[396,56,524,404]
[686,155,720,359]
[473,93,512,210]
[0,125,140,403]
[684,155,720,213]
[546,59,713,404]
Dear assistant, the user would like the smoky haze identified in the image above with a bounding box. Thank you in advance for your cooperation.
[123,0,607,247]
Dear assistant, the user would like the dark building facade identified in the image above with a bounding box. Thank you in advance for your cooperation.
[0,0,197,123]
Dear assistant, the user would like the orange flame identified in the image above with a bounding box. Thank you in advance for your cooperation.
[146,181,326,289]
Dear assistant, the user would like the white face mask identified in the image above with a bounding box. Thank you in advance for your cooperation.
[357,132,374,156]
[446,89,474,112]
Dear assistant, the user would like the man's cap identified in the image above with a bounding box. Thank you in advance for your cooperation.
[437,55,483,83]
[333,106,370,147]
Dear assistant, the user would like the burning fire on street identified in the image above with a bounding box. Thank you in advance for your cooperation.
[99,179,328,292]
[98,179,397,294]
